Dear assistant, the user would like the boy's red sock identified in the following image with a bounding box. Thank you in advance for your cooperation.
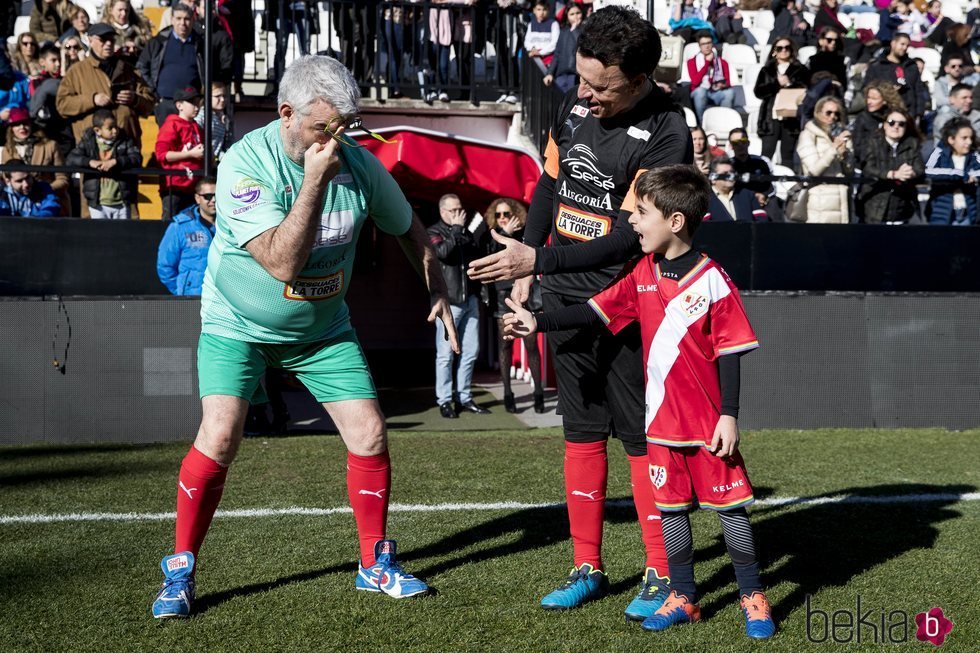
[347,450,391,566]
[628,453,669,575]
[174,445,229,557]
[564,440,608,569]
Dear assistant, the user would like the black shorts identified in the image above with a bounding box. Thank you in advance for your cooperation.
[544,292,646,451]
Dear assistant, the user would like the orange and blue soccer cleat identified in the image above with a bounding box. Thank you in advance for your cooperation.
[640,590,702,631]
[740,591,777,639]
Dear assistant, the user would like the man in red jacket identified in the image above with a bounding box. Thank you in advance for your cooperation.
[155,86,205,220]
[687,32,734,123]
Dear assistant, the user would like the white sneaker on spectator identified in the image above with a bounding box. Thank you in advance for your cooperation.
[438,92,450,103]
[424,92,438,103]
[496,93,509,103]
[504,94,518,104]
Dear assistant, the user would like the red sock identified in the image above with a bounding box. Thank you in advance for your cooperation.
[174,445,228,558]
[628,453,668,576]
[564,440,608,569]
[347,450,391,566]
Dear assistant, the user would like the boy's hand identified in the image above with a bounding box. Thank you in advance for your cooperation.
[709,415,739,458]
[502,297,537,340]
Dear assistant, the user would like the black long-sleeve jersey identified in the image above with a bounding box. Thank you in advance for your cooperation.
[524,85,693,299]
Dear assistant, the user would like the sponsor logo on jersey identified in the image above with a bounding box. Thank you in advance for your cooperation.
[557,179,613,212]
[627,125,651,141]
[230,177,262,204]
[562,143,615,190]
[555,204,612,242]
[681,292,709,319]
[284,184,293,194]
[712,479,745,493]
[649,465,667,489]
[637,284,658,293]
[570,104,589,118]
[332,173,354,185]
[314,210,354,248]
[283,270,345,301]
[166,556,190,572]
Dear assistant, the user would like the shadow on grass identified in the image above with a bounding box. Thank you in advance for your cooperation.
[193,562,352,616]
[0,462,173,487]
[690,483,976,622]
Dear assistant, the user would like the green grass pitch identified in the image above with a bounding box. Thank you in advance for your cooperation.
[1,428,978,652]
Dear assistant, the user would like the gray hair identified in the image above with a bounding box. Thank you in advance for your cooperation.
[277,55,360,117]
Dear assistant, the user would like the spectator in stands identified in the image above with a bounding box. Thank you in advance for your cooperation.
[933,84,980,145]
[137,3,205,126]
[29,0,79,44]
[707,156,768,221]
[10,33,42,77]
[102,0,153,52]
[60,34,86,72]
[688,31,734,123]
[691,126,714,174]
[0,162,62,217]
[808,26,847,86]
[729,127,775,203]
[483,197,543,414]
[926,118,980,225]
[942,25,977,78]
[196,80,233,162]
[67,108,141,219]
[57,6,91,47]
[858,108,924,224]
[0,68,30,124]
[192,0,234,84]
[429,193,489,419]
[426,2,479,103]
[379,3,406,99]
[156,86,204,220]
[225,0,255,99]
[30,45,71,155]
[669,0,707,43]
[770,0,812,47]
[799,70,843,129]
[0,4,16,42]
[525,1,560,72]
[797,95,852,223]
[863,32,927,118]
[1,107,70,215]
[491,0,522,99]
[56,22,154,145]
[269,0,316,82]
[707,0,752,45]
[813,0,847,38]
[28,43,60,97]
[543,2,583,94]
[755,36,810,167]
[157,177,217,295]
[922,0,953,48]
[934,56,979,111]
[852,79,905,158]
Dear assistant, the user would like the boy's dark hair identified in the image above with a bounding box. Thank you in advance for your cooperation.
[949,83,973,97]
[634,164,710,237]
[195,176,217,192]
[2,159,27,178]
[92,109,116,128]
[729,127,747,141]
[577,5,662,79]
[940,117,974,145]
[39,43,60,60]
[533,0,550,9]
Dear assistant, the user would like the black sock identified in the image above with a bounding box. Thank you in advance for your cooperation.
[661,510,697,602]
[718,508,763,597]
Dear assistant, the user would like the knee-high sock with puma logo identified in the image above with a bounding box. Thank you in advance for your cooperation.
[564,440,608,569]
[174,445,229,558]
[627,453,669,576]
[347,450,391,567]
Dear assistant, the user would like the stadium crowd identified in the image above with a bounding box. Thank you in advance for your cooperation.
[0,0,979,224]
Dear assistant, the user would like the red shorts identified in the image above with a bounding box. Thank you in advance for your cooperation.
[647,444,754,512]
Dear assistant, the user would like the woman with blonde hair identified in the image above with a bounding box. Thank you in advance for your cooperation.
[484,197,544,413]
[60,35,87,72]
[102,0,153,51]
[797,95,852,223]
[9,33,42,76]
[852,79,906,157]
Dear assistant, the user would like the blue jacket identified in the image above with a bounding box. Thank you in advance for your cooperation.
[156,205,215,295]
[0,181,61,217]
[0,70,29,115]
[925,145,980,225]
[707,188,768,222]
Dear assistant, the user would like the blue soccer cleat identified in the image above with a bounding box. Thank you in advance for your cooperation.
[355,540,429,598]
[152,552,196,619]
[624,567,671,621]
[741,591,777,639]
[540,563,609,610]
[641,590,702,631]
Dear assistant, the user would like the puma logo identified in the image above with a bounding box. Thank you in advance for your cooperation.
[358,489,387,499]
[571,490,602,500]
[178,481,197,500]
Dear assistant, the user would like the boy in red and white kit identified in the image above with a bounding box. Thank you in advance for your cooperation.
[155,86,205,220]
[503,164,776,640]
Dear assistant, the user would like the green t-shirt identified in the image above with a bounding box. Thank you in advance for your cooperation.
[202,120,412,343]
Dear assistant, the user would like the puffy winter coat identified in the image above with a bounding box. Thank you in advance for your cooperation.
[796,120,851,223]
[156,204,215,295]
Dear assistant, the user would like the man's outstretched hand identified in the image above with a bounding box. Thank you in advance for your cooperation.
[428,294,460,354]
[467,230,536,282]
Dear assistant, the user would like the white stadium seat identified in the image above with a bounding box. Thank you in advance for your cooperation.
[741,64,764,110]
[702,106,744,145]
[722,43,759,85]
[754,10,775,31]
[684,106,697,129]
[797,46,817,66]
[909,47,942,77]
[851,12,880,33]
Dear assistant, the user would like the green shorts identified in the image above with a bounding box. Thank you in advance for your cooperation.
[197,331,377,403]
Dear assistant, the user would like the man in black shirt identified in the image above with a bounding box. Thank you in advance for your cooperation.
[468,5,692,619]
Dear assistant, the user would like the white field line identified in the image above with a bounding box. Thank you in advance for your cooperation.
[2,492,979,526]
